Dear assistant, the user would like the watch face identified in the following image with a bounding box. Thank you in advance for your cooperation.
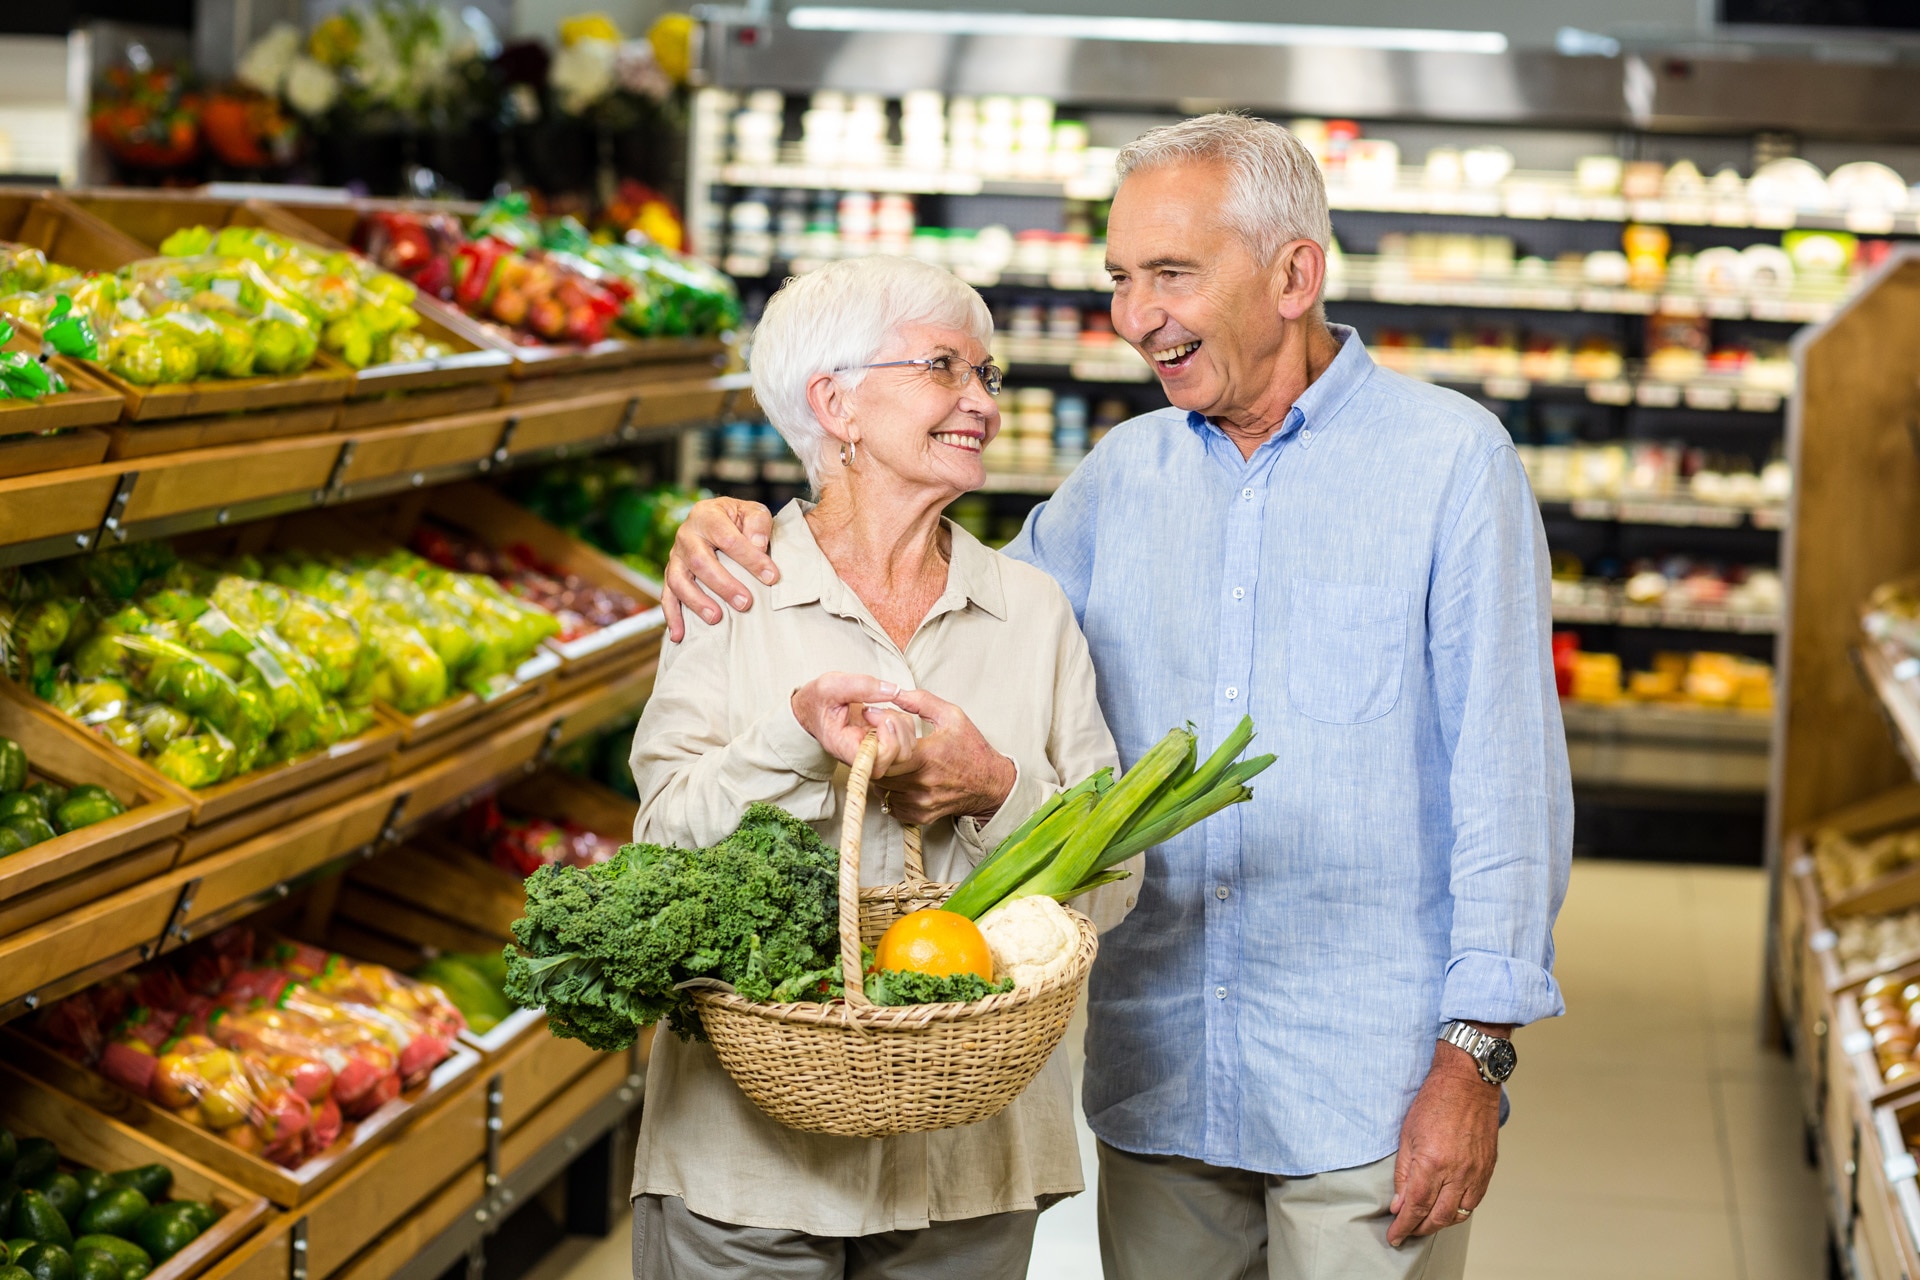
[1486,1039,1517,1082]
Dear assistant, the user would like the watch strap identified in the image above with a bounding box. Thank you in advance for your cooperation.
[1440,1020,1506,1083]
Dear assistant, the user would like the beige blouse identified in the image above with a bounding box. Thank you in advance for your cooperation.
[627,500,1134,1236]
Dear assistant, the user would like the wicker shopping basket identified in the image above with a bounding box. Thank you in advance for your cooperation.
[692,733,1098,1138]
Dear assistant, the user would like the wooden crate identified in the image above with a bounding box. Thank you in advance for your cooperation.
[0,679,401,832]
[0,1059,270,1280]
[0,326,126,441]
[63,191,513,401]
[343,769,633,949]
[105,402,341,462]
[2,1028,481,1209]
[0,683,191,907]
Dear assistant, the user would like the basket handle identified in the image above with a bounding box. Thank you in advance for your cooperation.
[838,733,925,1008]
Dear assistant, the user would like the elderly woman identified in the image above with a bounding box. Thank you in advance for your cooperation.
[626,254,1134,1278]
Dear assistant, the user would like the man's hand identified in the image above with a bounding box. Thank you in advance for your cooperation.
[863,688,1015,826]
[1387,1023,1507,1246]
[662,497,778,641]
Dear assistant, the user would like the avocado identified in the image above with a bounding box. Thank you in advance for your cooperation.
[68,1249,114,1280]
[129,1207,198,1263]
[10,1192,71,1249]
[30,1179,78,1229]
[97,1173,163,1210]
[0,1241,8,1268]
[0,1266,26,1280]
[67,1241,143,1280]
[8,1145,53,1192]
[1,1247,25,1265]
[0,1191,18,1240]
[64,1179,106,1213]
[71,1193,143,1244]
[23,785,65,818]
[0,829,24,859]
[13,1245,71,1280]
[0,1127,15,1180]
[171,1203,213,1235]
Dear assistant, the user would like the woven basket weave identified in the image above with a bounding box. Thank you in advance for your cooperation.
[692,733,1097,1138]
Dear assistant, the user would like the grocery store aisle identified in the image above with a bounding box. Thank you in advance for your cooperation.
[538,863,1823,1280]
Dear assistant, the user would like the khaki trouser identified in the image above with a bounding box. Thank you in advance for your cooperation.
[1096,1143,1472,1280]
[632,1193,1039,1280]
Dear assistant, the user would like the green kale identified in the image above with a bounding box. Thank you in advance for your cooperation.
[502,803,842,1049]
[862,969,1014,1007]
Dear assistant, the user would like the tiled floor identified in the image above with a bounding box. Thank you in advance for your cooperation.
[540,860,1828,1280]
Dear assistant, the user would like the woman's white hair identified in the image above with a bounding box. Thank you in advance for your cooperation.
[1115,112,1332,267]
[750,256,993,488]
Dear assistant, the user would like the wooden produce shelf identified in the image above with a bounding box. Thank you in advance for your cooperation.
[0,378,737,564]
[63,190,515,403]
[4,1028,481,1210]
[0,328,124,440]
[1863,1098,1920,1280]
[0,686,190,912]
[0,1059,271,1280]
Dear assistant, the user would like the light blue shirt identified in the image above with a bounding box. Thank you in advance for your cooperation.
[1002,325,1571,1176]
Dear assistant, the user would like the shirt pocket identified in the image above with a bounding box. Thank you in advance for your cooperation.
[1287,578,1411,724]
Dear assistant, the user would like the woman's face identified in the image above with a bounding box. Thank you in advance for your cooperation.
[840,321,1000,500]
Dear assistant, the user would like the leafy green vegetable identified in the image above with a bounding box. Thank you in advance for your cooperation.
[503,804,842,1050]
[862,969,1013,1006]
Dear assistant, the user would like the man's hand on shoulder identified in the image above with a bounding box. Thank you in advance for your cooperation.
[1387,1022,1509,1247]
[662,497,780,640]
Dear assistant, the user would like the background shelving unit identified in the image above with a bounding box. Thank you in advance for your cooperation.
[681,31,1920,862]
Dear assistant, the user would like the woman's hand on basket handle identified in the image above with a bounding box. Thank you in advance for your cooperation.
[865,688,1015,825]
[662,497,778,641]
[793,673,915,774]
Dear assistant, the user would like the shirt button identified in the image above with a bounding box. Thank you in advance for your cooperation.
[1225,686,1239,701]
[1301,427,1313,441]
[1241,487,1254,500]
[1215,885,1230,900]
[1231,587,1246,600]
[1215,986,1228,999]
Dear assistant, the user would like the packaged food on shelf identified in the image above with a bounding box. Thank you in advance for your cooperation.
[150,225,453,371]
[1836,909,1920,983]
[1554,638,1774,710]
[19,926,465,1170]
[411,954,512,1035]
[1856,972,1920,1087]
[1816,826,1920,901]
[407,521,647,647]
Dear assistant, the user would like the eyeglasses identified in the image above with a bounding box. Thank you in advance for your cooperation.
[840,355,1003,396]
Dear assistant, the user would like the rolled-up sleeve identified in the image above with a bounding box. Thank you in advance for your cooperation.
[1428,445,1572,1027]
[629,606,839,851]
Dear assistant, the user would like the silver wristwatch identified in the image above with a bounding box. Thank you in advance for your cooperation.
[1440,1021,1517,1085]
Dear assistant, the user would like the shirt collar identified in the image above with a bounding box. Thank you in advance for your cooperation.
[768,499,1007,623]
[1183,323,1375,450]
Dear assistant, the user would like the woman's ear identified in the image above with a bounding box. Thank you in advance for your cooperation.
[805,370,856,447]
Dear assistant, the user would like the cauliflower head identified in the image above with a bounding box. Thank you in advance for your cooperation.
[977,895,1081,990]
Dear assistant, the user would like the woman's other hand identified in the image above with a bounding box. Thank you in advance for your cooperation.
[663,497,779,641]
[867,688,1015,825]
[792,672,902,770]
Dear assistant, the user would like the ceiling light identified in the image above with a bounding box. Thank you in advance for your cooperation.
[785,8,1509,55]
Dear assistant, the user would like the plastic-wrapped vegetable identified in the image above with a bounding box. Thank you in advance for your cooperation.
[152,729,237,788]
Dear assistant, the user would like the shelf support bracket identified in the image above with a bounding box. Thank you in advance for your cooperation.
[477,416,520,474]
[159,876,203,949]
[95,472,140,547]
[289,1217,309,1280]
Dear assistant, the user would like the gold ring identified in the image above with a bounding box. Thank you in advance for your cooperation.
[1455,1208,1473,1220]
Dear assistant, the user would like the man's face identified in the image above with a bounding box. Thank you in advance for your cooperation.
[1105,160,1290,419]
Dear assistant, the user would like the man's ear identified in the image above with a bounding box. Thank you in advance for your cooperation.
[1273,238,1327,323]
[805,370,854,446]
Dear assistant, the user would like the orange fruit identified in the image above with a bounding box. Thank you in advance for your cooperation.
[873,909,994,981]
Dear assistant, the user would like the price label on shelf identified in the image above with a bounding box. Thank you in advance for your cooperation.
[1810,928,1838,953]
[1587,380,1633,406]
[1888,1153,1920,1184]
[1843,1029,1876,1056]
[1482,377,1530,401]
[1790,855,1815,878]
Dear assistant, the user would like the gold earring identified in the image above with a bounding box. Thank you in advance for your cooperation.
[840,441,857,467]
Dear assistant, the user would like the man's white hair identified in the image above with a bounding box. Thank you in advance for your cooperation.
[1115,113,1332,267]
[750,256,993,488]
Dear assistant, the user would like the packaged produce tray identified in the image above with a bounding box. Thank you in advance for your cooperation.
[0,682,191,908]
[2,1020,481,1209]
[65,191,513,401]
[0,192,358,425]
[1863,1095,1920,1280]
[420,482,663,685]
[4,679,402,832]
[260,197,724,386]
[0,1058,270,1280]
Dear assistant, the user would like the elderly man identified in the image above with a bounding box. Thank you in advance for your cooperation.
[659,112,1570,1280]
